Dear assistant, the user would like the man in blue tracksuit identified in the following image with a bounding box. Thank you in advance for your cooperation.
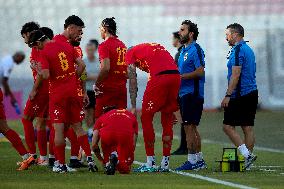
[221,23,258,170]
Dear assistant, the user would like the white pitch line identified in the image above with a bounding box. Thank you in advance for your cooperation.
[133,161,257,189]
[252,165,282,168]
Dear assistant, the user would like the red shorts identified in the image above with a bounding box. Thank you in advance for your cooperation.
[100,130,134,174]
[0,89,6,120]
[23,93,49,118]
[95,87,127,118]
[49,96,84,124]
[142,74,181,114]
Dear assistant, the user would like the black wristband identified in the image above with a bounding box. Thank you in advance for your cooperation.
[225,94,231,97]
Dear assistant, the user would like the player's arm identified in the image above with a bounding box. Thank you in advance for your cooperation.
[2,77,17,105]
[128,64,138,115]
[75,58,86,77]
[95,58,110,85]
[29,74,43,100]
[92,129,104,163]
[41,69,50,79]
[221,48,244,108]
[132,117,139,150]
[181,50,205,80]
[221,66,241,108]
[181,66,204,80]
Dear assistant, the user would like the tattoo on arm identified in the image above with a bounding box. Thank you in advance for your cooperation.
[128,65,138,108]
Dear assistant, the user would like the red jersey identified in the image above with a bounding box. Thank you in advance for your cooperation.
[74,46,83,58]
[30,48,49,94]
[40,40,79,97]
[98,37,127,90]
[53,35,84,97]
[94,109,138,135]
[125,43,178,77]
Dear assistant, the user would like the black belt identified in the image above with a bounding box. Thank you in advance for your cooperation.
[156,70,179,76]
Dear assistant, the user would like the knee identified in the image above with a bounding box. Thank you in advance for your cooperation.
[36,121,46,130]
[223,125,233,134]
[0,124,9,134]
[162,135,172,142]
[22,115,32,121]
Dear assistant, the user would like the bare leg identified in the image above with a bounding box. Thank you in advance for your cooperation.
[223,124,243,147]
[241,126,255,152]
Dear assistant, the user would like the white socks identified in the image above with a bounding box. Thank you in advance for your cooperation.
[22,153,30,160]
[238,144,250,158]
[49,154,55,159]
[39,155,48,161]
[196,152,203,162]
[146,156,156,167]
[161,156,170,169]
[111,151,118,157]
[70,156,78,160]
[188,153,198,164]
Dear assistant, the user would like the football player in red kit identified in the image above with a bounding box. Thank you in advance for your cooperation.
[28,27,96,173]
[94,17,127,118]
[92,106,138,175]
[0,89,35,170]
[126,43,181,172]
[21,22,50,165]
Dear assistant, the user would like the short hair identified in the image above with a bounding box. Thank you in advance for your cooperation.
[14,51,25,57]
[28,30,48,47]
[64,15,85,29]
[21,21,40,35]
[172,31,180,40]
[226,23,244,37]
[101,17,117,36]
[39,27,54,40]
[181,20,199,40]
[87,39,99,48]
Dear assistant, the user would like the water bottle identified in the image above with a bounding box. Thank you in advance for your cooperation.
[13,102,21,115]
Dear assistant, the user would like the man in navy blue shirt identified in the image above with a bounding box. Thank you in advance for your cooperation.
[175,20,206,171]
[221,23,258,170]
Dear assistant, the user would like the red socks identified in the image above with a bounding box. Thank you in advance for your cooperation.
[77,135,91,157]
[48,126,55,156]
[66,128,80,157]
[37,129,47,156]
[4,129,28,156]
[22,118,36,154]
[55,144,66,164]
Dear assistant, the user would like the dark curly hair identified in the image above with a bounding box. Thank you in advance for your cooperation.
[101,17,117,36]
[181,20,199,40]
[21,21,40,35]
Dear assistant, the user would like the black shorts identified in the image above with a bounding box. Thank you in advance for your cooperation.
[179,93,204,126]
[223,90,258,126]
[86,90,96,109]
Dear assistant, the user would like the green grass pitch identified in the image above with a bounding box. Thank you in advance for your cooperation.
[0,111,283,189]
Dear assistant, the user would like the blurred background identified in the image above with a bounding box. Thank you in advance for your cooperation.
[1,0,284,118]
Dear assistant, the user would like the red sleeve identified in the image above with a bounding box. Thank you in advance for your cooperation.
[98,43,109,61]
[30,48,36,62]
[125,48,136,66]
[73,47,80,60]
[40,49,49,70]
[93,116,103,130]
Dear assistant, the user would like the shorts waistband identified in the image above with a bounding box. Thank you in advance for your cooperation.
[156,70,179,76]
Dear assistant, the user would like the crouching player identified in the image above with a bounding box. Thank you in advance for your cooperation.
[92,106,138,175]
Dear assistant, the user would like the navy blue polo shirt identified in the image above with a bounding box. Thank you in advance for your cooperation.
[178,41,205,98]
[227,40,257,97]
